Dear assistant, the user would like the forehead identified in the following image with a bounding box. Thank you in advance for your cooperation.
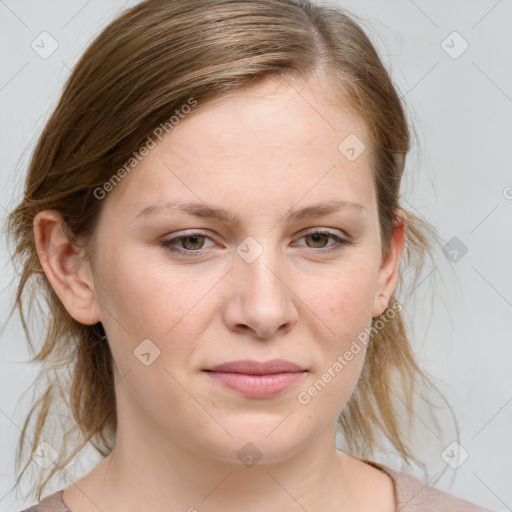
[166,77,369,158]
[104,77,375,219]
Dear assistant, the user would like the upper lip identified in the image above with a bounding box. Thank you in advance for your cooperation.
[205,359,306,375]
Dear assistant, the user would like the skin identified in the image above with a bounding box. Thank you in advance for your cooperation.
[34,76,405,512]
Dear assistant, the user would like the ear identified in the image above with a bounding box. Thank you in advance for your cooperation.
[33,210,101,325]
[371,208,407,318]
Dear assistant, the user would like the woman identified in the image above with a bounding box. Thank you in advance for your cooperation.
[6,0,495,511]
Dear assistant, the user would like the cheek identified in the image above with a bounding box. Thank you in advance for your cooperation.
[98,243,215,334]
[96,249,211,423]
[296,263,375,401]
[307,264,377,343]
[93,244,221,382]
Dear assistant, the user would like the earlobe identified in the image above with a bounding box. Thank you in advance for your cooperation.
[33,210,101,325]
[371,209,407,318]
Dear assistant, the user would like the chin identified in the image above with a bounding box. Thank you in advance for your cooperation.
[191,420,314,466]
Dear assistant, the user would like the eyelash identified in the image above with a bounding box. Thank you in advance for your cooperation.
[160,229,351,257]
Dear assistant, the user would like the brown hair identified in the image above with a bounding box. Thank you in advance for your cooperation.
[6,0,456,501]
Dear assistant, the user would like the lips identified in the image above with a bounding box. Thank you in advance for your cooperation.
[203,359,307,398]
[205,359,306,375]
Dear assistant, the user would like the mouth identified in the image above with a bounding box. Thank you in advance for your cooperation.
[203,359,308,398]
[205,359,306,374]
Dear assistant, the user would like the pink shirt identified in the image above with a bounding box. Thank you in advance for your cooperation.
[19,459,496,511]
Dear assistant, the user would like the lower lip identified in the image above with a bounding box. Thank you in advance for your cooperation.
[204,371,307,398]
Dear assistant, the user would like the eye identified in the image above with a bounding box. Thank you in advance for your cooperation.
[293,229,350,251]
[161,232,215,256]
[160,229,351,257]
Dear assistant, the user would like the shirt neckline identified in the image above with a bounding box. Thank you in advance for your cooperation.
[56,457,404,512]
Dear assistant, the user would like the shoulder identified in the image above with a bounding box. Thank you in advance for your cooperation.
[19,490,70,512]
[364,459,497,512]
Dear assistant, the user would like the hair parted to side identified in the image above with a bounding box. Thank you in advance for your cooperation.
[5,0,458,501]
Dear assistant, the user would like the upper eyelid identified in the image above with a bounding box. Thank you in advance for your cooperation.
[163,228,348,249]
[165,227,347,240]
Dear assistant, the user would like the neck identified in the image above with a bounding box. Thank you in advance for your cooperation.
[70,423,359,512]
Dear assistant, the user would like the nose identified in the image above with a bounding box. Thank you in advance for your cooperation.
[221,242,298,339]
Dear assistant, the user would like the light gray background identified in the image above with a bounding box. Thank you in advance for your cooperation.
[1,1,511,511]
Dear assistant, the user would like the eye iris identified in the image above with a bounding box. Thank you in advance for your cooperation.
[182,235,205,250]
[306,233,329,248]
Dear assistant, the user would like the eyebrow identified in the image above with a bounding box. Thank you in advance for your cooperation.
[131,199,367,224]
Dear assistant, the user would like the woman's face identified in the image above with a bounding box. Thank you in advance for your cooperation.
[74,77,404,463]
